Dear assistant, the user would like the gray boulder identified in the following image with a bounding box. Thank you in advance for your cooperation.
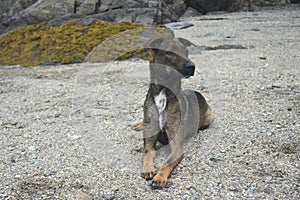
[1,0,74,33]
[253,0,290,6]
[0,0,186,34]
[185,0,257,14]
[0,0,38,18]
[0,0,292,35]
[75,0,97,15]
[180,7,202,18]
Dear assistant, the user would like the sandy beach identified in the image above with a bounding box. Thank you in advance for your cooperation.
[0,6,299,199]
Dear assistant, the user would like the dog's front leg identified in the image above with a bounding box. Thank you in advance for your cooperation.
[152,126,184,189]
[142,132,158,180]
[142,102,160,180]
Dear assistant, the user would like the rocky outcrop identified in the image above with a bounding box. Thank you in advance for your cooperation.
[184,0,293,14]
[1,0,74,33]
[0,0,39,18]
[254,0,291,6]
[0,0,294,35]
[0,0,186,34]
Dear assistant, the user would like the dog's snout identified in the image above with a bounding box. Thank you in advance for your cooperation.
[186,62,195,69]
[184,61,195,78]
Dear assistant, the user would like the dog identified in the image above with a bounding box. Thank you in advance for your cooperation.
[134,37,212,189]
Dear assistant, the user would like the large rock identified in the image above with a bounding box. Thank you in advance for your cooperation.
[0,0,39,32]
[0,0,293,35]
[77,8,158,25]
[253,0,290,6]
[1,0,74,33]
[75,0,97,15]
[0,0,185,34]
[0,0,38,18]
[185,0,257,13]
[185,0,292,13]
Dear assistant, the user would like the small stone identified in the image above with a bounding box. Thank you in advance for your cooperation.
[249,28,261,31]
[84,113,91,118]
[67,134,81,140]
[259,56,266,60]
[209,157,218,162]
[23,133,32,138]
[15,175,22,179]
[287,105,293,111]
[184,185,197,190]
[16,123,26,129]
[74,190,92,200]
[54,113,61,118]
[44,171,57,177]
[104,196,115,200]
[272,84,281,88]
[266,131,273,136]
[29,154,37,159]
[184,185,190,189]
[229,188,239,192]
[28,146,36,151]
[165,22,194,30]
[276,124,282,129]
[234,151,243,157]
[219,149,226,153]
[65,121,73,126]
[10,156,16,163]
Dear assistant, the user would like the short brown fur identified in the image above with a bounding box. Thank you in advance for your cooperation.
[134,37,212,189]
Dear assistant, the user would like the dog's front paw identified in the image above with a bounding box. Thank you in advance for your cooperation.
[141,168,155,180]
[151,173,168,189]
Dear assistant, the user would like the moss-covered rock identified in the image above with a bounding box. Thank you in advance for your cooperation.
[0,20,144,66]
[85,26,174,63]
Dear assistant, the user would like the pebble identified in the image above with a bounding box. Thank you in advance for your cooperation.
[44,171,57,177]
[234,151,243,157]
[28,146,36,151]
[266,131,273,136]
[165,22,194,30]
[67,134,81,140]
[104,196,115,200]
[245,28,261,32]
[29,154,37,159]
[293,89,300,94]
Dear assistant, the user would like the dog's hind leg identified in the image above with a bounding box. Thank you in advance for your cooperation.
[132,121,144,131]
[199,106,212,130]
[192,91,213,130]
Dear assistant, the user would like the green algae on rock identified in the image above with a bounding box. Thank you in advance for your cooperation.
[0,20,144,66]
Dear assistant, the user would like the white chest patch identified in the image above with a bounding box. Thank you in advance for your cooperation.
[154,89,167,130]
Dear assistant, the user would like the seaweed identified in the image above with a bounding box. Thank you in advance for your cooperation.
[0,20,144,66]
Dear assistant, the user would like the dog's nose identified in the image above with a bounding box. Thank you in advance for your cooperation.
[185,62,195,69]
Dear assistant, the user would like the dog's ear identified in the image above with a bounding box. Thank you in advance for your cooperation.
[177,38,196,48]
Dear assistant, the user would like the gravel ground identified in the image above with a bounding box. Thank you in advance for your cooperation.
[1,6,300,199]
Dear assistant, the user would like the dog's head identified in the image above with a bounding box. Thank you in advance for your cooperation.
[146,37,195,79]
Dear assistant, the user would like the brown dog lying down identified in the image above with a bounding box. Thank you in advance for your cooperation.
[133,37,212,189]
